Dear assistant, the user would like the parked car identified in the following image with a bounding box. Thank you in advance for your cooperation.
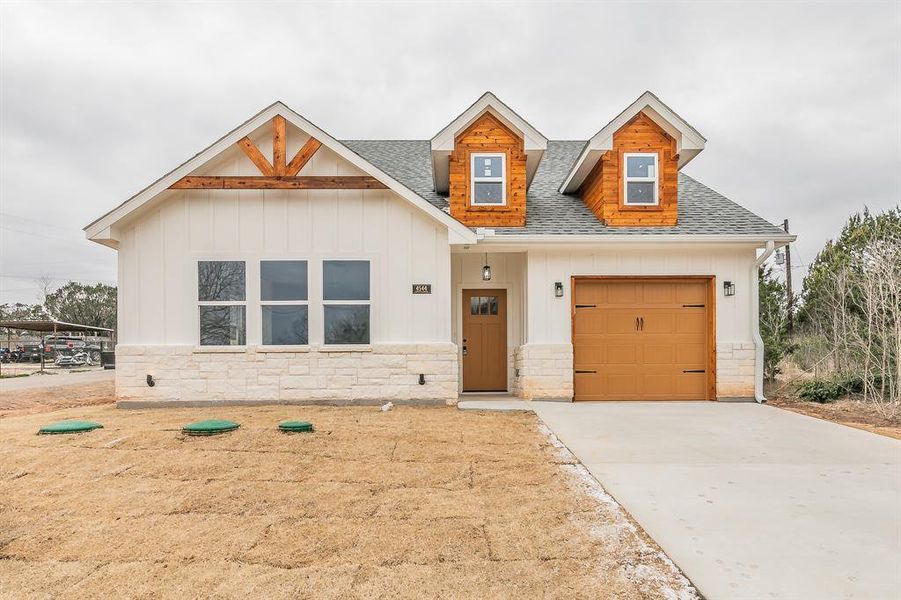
[55,349,94,368]
[44,336,102,362]
[17,344,43,362]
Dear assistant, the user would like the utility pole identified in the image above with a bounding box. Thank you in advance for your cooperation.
[783,219,793,332]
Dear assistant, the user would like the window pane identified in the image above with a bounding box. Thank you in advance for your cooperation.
[470,296,480,315]
[479,297,488,315]
[626,155,656,178]
[261,261,307,301]
[198,261,245,301]
[473,182,504,204]
[626,182,656,204]
[262,305,308,345]
[489,296,498,315]
[473,155,503,178]
[199,306,246,346]
[324,305,370,344]
[323,261,370,301]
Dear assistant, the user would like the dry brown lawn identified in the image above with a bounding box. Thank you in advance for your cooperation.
[0,379,114,419]
[0,403,696,599]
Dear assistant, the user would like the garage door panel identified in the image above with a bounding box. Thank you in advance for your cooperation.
[573,309,605,334]
[641,283,676,305]
[606,283,640,305]
[675,283,707,304]
[676,372,707,397]
[573,279,711,401]
[642,343,676,365]
[676,342,706,365]
[641,311,677,334]
[675,311,706,334]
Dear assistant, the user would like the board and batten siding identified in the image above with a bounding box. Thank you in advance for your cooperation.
[116,140,451,346]
[113,125,459,405]
[518,245,759,399]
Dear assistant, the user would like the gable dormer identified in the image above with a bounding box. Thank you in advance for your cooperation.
[561,92,706,227]
[431,93,547,227]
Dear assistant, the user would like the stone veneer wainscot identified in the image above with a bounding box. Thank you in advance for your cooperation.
[116,344,459,406]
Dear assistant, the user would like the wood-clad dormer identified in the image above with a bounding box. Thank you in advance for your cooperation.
[579,113,679,226]
[447,112,527,227]
[431,92,547,229]
[560,91,706,228]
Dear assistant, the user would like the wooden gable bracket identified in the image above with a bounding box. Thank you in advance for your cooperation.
[170,116,385,190]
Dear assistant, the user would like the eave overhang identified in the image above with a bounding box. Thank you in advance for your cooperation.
[430,92,548,194]
[559,91,707,194]
[85,102,477,247]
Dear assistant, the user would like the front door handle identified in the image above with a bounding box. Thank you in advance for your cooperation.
[462,346,468,356]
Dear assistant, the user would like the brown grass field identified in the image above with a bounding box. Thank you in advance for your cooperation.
[0,402,696,599]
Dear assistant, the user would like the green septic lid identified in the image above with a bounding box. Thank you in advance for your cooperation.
[278,420,314,433]
[182,419,240,436]
[38,420,103,435]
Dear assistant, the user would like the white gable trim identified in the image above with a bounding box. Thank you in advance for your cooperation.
[85,101,477,246]
[430,92,548,194]
[559,91,707,194]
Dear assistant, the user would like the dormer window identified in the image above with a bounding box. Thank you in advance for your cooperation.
[471,153,506,205]
[623,153,659,205]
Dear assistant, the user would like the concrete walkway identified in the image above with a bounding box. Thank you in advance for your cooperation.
[527,402,901,600]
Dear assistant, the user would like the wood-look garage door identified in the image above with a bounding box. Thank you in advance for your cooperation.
[573,279,713,401]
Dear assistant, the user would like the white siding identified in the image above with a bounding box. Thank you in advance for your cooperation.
[525,244,758,345]
[115,125,451,347]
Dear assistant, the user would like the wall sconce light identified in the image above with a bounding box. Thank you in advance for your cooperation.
[481,253,491,281]
[554,282,564,298]
[723,281,736,297]
[774,249,785,265]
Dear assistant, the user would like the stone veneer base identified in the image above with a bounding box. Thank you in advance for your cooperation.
[116,343,459,405]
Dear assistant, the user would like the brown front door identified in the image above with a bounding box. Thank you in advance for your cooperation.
[573,279,712,401]
[462,289,507,391]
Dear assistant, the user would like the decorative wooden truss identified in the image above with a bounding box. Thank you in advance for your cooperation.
[169,116,387,190]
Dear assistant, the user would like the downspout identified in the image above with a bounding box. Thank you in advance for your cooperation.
[751,240,775,402]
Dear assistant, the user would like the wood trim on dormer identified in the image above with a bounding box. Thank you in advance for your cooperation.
[448,112,526,227]
[579,113,679,227]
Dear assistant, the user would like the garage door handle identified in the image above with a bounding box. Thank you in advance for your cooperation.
[682,304,705,308]
[682,369,706,373]
[575,304,596,309]
[640,317,644,330]
[635,317,640,331]
[575,370,597,374]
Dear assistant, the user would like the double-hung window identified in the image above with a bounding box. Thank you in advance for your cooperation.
[198,261,246,346]
[323,260,370,345]
[260,260,308,345]
[623,153,659,205]
[471,153,506,205]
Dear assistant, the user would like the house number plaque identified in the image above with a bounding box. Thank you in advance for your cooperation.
[412,284,432,294]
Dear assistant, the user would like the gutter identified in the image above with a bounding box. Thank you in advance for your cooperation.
[751,240,776,402]
[473,232,796,245]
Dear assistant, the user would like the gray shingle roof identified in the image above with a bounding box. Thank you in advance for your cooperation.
[342,139,786,237]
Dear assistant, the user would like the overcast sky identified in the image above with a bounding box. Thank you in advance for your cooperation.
[1,1,899,305]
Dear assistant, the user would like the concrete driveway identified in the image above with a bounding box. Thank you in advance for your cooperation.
[532,402,901,600]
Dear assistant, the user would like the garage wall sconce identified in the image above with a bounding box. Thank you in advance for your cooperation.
[723,281,736,297]
[554,282,564,298]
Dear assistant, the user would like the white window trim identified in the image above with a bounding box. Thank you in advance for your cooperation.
[322,259,372,346]
[470,152,507,206]
[196,259,248,348]
[260,259,310,347]
[623,152,659,206]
